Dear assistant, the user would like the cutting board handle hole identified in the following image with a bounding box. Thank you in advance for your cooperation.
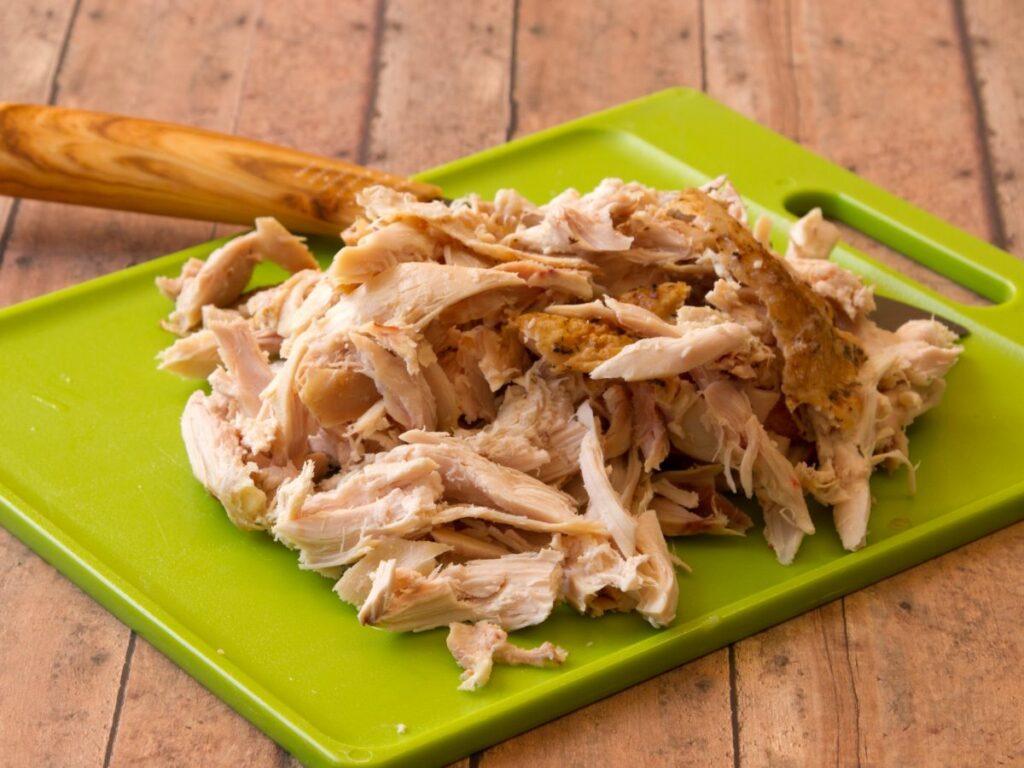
[783,191,1007,306]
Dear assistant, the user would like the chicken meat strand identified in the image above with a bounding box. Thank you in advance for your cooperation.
[158,177,960,689]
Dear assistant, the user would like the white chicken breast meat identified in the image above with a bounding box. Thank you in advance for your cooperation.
[158,179,960,689]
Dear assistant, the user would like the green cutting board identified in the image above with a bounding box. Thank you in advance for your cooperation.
[1,89,1022,768]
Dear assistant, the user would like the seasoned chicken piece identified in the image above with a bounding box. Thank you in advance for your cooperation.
[786,258,876,321]
[701,175,748,225]
[514,312,635,373]
[181,391,267,530]
[670,189,866,431]
[385,440,581,524]
[545,296,682,339]
[160,218,317,335]
[811,317,961,551]
[446,621,567,691]
[357,548,564,632]
[616,282,691,320]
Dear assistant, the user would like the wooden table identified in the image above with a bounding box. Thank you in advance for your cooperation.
[1,1,1021,765]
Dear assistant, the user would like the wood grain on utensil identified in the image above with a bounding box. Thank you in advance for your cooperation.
[0,102,440,237]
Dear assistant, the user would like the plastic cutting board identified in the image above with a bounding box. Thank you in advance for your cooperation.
[1,89,1022,768]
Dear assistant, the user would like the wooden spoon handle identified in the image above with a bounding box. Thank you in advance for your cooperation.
[0,103,442,236]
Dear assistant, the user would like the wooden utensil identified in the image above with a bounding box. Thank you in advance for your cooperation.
[0,103,442,236]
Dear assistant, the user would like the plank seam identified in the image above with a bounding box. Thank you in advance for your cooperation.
[783,0,802,140]
[506,0,521,141]
[0,0,83,273]
[228,0,265,137]
[469,750,483,768]
[697,0,707,93]
[840,601,863,768]
[951,0,1010,250]
[102,631,137,768]
[357,0,388,166]
[47,0,83,106]
[0,199,21,274]
[728,644,740,768]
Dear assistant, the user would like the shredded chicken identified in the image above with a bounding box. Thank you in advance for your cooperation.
[447,621,568,691]
[157,181,960,688]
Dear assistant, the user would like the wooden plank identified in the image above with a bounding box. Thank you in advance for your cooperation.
[512,0,702,137]
[0,528,132,767]
[702,2,1022,764]
[731,601,860,766]
[366,0,515,174]
[0,5,133,768]
[108,640,284,767]
[0,0,77,256]
[962,0,1023,256]
[0,0,256,308]
[841,523,1024,766]
[232,0,377,159]
[480,652,733,767]
[702,0,798,138]
[733,526,1024,767]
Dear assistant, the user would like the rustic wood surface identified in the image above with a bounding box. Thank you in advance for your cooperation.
[0,1,1021,766]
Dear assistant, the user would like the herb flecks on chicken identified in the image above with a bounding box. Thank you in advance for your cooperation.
[157,176,960,688]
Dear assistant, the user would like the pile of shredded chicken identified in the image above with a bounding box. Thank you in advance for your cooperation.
[156,178,961,690]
